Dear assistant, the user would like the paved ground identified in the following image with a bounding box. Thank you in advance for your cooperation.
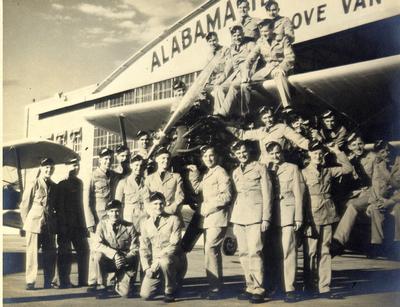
[4,234,400,306]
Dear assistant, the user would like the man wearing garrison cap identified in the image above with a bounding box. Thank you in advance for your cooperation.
[86,148,119,291]
[20,157,58,290]
[114,145,130,176]
[93,200,139,299]
[136,130,151,159]
[313,110,348,148]
[56,158,89,288]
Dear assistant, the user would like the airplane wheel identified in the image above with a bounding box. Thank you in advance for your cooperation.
[222,236,237,256]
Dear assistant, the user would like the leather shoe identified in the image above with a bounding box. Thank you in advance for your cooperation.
[25,283,35,291]
[250,293,264,304]
[43,282,57,289]
[319,292,344,299]
[96,289,109,300]
[86,284,98,293]
[284,291,297,303]
[237,291,251,300]
[163,293,175,303]
[205,290,222,300]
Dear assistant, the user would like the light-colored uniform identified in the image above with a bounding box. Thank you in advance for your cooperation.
[245,35,295,106]
[334,151,376,245]
[302,151,352,293]
[269,162,304,293]
[85,167,117,285]
[188,165,232,291]
[143,171,185,219]
[229,124,309,164]
[240,15,260,41]
[20,177,57,286]
[231,161,272,295]
[270,15,295,43]
[139,214,183,298]
[316,126,348,148]
[93,217,139,297]
[368,156,400,244]
[115,174,146,231]
[212,40,255,117]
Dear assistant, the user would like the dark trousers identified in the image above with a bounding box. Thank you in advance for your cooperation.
[57,227,89,286]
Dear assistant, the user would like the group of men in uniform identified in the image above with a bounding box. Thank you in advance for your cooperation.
[19,0,400,304]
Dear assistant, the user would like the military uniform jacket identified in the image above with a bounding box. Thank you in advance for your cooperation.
[56,176,86,232]
[246,36,295,76]
[302,151,353,225]
[240,15,260,41]
[139,215,182,271]
[369,156,400,203]
[317,126,348,148]
[269,162,304,227]
[115,175,145,212]
[219,40,256,83]
[94,216,139,260]
[86,167,117,228]
[143,171,184,216]
[270,15,295,43]
[20,177,57,234]
[231,123,309,164]
[231,161,273,225]
[188,165,232,228]
[349,151,376,194]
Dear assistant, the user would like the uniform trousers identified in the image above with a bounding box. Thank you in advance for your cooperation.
[303,224,332,294]
[252,67,291,107]
[334,191,370,245]
[370,204,400,244]
[212,76,250,118]
[88,209,106,285]
[57,227,89,286]
[93,252,138,297]
[140,255,180,298]
[279,226,297,292]
[233,223,264,295]
[203,227,226,292]
[25,231,56,285]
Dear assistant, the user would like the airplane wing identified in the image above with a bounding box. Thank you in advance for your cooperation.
[84,55,400,141]
[85,98,176,139]
[3,138,80,169]
[261,55,400,124]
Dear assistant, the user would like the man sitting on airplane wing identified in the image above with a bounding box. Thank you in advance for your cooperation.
[242,20,295,107]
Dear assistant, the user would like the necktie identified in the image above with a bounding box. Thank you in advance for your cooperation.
[160,172,165,181]
[154,217,160,228]
[135,176,141,186]
[112,223,119,235]
[241,17,246,25]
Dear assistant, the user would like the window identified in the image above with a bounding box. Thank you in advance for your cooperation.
[135,84,153,103]
[153,79,172,100]
[70,128,82,156]
[110,95,124,108]
[124,90,135,105]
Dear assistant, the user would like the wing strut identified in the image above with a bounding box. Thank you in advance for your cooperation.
[118,115,128,147]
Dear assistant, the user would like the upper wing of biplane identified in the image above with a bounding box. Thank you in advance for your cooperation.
[85,55,400,139]
[3,138,80,169]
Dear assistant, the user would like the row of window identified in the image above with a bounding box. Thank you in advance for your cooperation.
[92,71,200,168]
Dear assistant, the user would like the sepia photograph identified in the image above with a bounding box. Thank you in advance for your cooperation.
[3,0,400,305]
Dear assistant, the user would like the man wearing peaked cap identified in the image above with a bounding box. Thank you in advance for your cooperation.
[20,157,57,290]
[114,145,130,176]
[316,110,348,148]
[331,133,377,257]
[301,140,353,298]
[86,147,119,291]
[56,157,89,288]
[93,199,139,299]
[142,146,187,286]
[115,154,147,231]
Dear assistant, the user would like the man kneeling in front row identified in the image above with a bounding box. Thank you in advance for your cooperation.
[140,192,184,303]
[93,200,139,299]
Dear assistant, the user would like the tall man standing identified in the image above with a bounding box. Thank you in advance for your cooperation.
[230,141,272,304]
[20,158,57,290]
[86,148,117,291]
[56,158,89,288]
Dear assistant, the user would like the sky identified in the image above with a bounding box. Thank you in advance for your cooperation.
[3,0,204,142]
